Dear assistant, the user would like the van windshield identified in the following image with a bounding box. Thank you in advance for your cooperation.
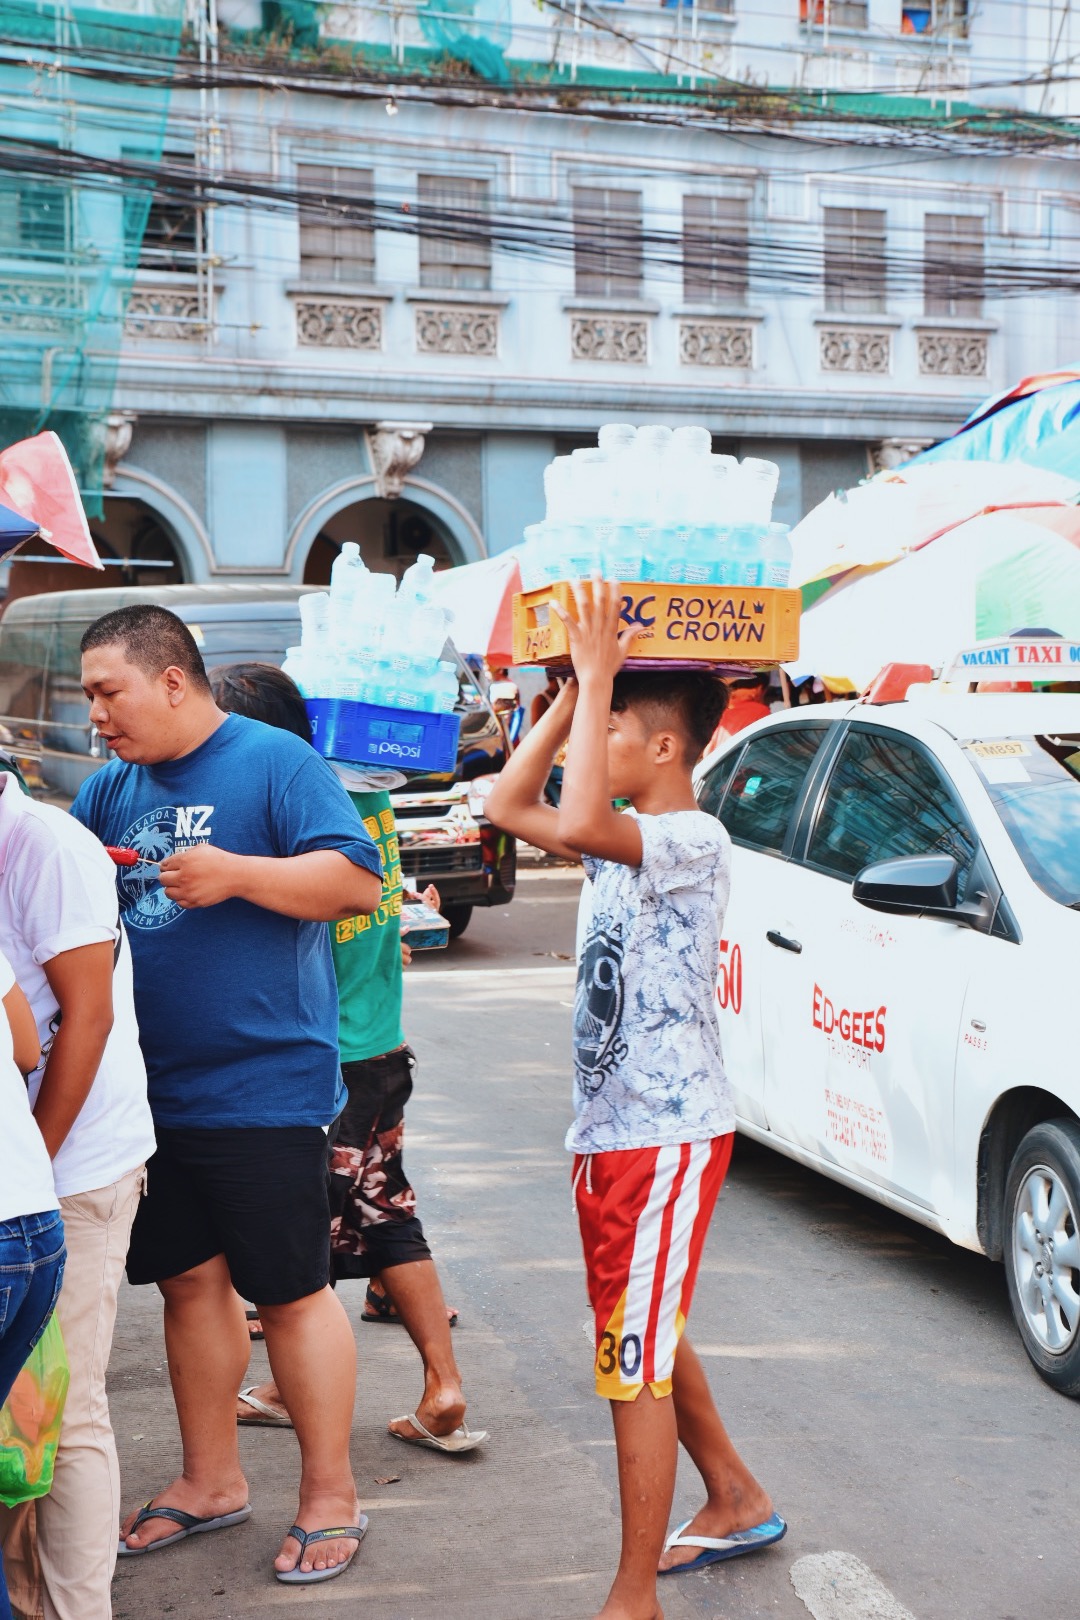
[971,734,1080,909]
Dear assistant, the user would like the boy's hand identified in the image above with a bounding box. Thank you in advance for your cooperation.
[552,577,636,685]
[159,844,241,909]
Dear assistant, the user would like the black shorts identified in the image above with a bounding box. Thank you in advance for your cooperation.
[328,1046,432,1280]
[127,1125,332,1305]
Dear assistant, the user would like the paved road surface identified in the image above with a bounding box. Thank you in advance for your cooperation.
[110,868,1080,1620]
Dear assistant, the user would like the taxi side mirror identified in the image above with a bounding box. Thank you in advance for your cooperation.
[853,854,959,912]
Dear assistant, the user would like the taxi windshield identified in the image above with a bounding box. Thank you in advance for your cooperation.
[972,735,1080,909]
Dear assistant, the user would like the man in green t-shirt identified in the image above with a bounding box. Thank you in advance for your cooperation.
[212,665,484,1455]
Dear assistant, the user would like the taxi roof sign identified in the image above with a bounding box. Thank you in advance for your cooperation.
[943,636,1080,685]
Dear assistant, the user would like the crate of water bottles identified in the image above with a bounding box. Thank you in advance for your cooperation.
[513,423,800,669]
[284,545,462,774]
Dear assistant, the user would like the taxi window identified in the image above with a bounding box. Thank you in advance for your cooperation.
[719,727,826,855]
[697,746,744,820]
[807,727,977,894]
[975,734,1080,909]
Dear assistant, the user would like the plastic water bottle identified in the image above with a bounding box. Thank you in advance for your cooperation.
[398,552,436,605]
[761,523,793,588]
[283,646,313,697]
[634,426,673,580]
[434,661,459,713]
[721,524,765,587]
[740,459,780,525]
[566,449,608,578]
[663,427,712,583]
[299,591,330,651]
[329,543,370,647]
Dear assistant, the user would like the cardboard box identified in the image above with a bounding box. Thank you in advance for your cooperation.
[512,580,801,668]
[306,699,461,773]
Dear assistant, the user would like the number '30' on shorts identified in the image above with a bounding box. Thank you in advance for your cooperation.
[572,1136,733,1401]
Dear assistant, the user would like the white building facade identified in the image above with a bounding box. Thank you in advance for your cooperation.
[76,0,1080,584]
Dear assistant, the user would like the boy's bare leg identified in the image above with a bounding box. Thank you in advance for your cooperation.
[657,1336,774,1573]
[379,1261,469,1439]
[595,1389,675,1620]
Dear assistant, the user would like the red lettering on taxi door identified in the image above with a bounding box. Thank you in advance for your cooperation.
[717,939,743,1015]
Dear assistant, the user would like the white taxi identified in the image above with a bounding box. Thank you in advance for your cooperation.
[695,638,1080,1393]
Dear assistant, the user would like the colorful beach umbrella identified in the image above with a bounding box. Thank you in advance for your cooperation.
[430,548,523,663]
[0,432,103,571]
[789,458,1080,605]
[0,501,40,553]
[789,504,1080,691]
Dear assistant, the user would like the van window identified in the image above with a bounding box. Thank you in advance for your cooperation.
[0,620,52,724]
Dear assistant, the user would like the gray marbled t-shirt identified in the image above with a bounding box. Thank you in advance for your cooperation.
[568,809,736,1154]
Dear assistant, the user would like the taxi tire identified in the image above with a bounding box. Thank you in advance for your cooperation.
[1003,1119,1080,1397]
[443,904,473,940]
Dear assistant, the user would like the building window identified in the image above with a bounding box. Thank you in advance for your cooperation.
[924,213,983,317]
[902,1,969,36]
[682,194,749,304]
[297,164,375,284]
[573,186,643,299]
[800,0,868,26]
[0,146,68,261]
[417,174,491,292]
[823,206,886,314]
[125,151,203,276]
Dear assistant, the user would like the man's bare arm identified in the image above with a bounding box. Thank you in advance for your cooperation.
[158,846,383,921]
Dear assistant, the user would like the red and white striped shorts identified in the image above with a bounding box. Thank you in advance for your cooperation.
[572,1136,733,1401]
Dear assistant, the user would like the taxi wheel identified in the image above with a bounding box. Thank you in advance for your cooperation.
[1004,1119,1080,1396]
[443,904,473,940]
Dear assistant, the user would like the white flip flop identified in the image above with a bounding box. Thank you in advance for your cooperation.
[390,1412,487,1454]
[237,1386,293,1428]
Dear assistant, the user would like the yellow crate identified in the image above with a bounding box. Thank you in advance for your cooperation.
[512,580,801,668]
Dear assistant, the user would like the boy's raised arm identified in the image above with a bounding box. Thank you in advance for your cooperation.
[555,580,644,868]
[485,682,582,861]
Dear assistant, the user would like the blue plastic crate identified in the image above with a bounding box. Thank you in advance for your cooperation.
[306,698,461,773]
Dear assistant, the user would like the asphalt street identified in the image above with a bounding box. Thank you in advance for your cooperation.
[107,865,1080,1620]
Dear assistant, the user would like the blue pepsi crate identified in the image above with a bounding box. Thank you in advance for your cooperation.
[306,698,461,773]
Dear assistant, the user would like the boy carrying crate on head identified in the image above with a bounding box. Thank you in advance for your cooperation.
[486,579,785,1620]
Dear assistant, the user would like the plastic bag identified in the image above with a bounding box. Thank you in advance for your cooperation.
[0,1315,70,1507]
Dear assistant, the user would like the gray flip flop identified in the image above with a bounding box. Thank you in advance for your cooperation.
[274,1517,369,1585]
[117,1501,252,1556]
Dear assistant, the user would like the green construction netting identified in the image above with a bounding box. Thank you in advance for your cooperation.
[417,0,511,83]
[0,0,185,516]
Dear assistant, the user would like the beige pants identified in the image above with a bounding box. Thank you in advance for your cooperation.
[1,1165,145,1620]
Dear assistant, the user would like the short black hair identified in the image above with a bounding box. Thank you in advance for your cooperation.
[80,605,210,693]
[209,662,312,743]
[610,669,728,763]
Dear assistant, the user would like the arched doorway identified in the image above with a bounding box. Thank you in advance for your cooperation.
[4,496,186,606]
[303,495,457,586]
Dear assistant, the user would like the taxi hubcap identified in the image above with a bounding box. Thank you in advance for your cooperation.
[1013,1165,1080,1356]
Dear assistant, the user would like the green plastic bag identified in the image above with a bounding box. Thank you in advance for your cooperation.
[0,1315,70,1507]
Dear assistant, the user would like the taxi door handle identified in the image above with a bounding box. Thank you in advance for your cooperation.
[766,929,802,955]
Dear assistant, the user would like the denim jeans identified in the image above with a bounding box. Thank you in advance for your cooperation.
[0,1211,66,1620]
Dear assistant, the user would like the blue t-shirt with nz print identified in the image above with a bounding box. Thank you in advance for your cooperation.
[72,713,382,1129]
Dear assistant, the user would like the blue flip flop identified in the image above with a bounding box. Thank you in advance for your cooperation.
[659,1510,787,1575]
[117,1501,252,1556]
[274,1516,369,1585]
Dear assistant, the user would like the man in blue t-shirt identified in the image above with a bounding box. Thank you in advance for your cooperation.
[71,605,383,1589]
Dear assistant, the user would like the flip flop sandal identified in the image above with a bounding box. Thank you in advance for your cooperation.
[274,1518,369,1585]
[361,1283,458,1327]
[117,1502,252,1556]
[390,1412,487,1454]
[245,1309,265,1342]
[659,1511,787,1575]
[237,1386,293,1428]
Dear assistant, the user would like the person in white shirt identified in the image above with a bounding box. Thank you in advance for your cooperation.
[0,772,155,1620]
[0,946,62,1620]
